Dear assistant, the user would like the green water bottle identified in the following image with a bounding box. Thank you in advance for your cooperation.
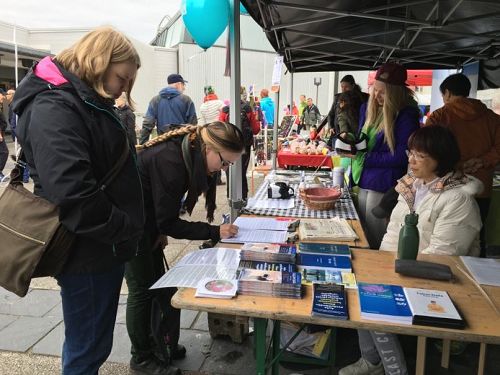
[397,212,420,260]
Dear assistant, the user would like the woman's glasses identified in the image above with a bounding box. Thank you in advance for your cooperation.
[406,150,427,161]
[218,152,234,168]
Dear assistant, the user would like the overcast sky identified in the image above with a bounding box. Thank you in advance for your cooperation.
[2,0,183,43]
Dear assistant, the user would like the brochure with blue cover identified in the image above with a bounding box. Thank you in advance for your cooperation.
[298,242,351,257]
[297,253,352,272]
[312,283,348,319]
[358,283,413,325]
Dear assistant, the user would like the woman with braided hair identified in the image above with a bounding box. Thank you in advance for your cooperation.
[125,121,243,375]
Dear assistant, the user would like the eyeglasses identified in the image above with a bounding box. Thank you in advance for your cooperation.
[406,150,428,161]
[218,152,234,168]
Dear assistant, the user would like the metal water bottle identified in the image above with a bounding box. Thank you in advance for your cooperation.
[397,212,419,260]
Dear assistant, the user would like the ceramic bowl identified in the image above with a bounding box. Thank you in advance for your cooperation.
[303,187,341,202]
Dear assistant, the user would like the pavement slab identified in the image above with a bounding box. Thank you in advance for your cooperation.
[0,289,61,317]
[0,316,62,352]
[175,329,213,372]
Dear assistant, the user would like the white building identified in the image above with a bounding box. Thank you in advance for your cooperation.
[0,16,371,126]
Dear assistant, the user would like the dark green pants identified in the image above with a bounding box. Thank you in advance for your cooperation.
[125,244,165,361]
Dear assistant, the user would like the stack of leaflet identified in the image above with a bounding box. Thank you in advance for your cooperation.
[239,260,296,272]
[240,243,296,263]
[238,269,302,299]
[297,252,356,288]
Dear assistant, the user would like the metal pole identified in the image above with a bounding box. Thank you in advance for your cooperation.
[228,0,243,222]
[272,90,279,170]
[289,72,294,119]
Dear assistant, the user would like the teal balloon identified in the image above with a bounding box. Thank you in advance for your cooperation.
[182,0,229,50]
[240,3,249,14]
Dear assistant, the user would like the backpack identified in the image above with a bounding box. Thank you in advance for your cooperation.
[221,104,254,147]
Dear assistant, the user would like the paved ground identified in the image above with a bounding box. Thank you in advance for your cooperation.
[1,139,499,375]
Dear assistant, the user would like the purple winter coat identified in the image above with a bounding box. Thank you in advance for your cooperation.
[358,104,420,193]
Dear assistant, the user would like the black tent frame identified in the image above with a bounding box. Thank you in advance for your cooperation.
[241,0,500,87]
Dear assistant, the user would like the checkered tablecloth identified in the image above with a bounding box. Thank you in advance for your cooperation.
[243,179,359,220]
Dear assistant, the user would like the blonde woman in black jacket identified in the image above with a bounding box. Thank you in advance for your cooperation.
[13,27,143,375]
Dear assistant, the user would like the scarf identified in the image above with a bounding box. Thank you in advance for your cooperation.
[351,110,382,184]
[204,93,219,103]
[182,134,217,222]
[395,171,469,212]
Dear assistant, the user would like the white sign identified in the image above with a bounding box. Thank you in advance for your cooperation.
[271,55,284,87]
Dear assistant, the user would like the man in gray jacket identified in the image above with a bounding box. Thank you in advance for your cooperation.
[139,74,197,145]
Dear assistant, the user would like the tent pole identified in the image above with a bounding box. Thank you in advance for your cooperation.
[228,0,243,222]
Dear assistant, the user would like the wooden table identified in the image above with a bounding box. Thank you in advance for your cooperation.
[172,249,500,375]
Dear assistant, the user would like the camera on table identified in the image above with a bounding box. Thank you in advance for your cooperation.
[268,182,295,199]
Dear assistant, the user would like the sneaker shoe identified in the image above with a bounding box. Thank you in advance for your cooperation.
[338,357,384,375]
[130,356,181,375]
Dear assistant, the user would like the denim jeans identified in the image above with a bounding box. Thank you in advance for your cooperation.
[57,264,124,375]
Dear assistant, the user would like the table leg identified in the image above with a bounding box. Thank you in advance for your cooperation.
[478,343,487,375]
[416,336,427,375]
[440,339,450,368]
[272,320,280,375]
[254,318,267,375]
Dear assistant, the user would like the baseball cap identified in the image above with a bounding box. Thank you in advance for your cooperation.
[375,62,408,86]
[167,74,188,84]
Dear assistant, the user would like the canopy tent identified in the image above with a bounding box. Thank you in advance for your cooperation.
[240,0,500,88]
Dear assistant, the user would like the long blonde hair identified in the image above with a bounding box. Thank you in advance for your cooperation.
[136,122,245,153]
[56,27,141,109]
[365,82,416,153]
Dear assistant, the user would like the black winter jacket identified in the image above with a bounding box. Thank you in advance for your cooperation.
[137,136,220,250]
[12,58,145,274]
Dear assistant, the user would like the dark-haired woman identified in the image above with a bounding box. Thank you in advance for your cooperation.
[340,126,482,375]
[126,122,244,375]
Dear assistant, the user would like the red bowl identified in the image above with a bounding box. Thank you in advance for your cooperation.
[303,187,341,202]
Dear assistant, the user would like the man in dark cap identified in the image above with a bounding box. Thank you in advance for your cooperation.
[139,74,197,144]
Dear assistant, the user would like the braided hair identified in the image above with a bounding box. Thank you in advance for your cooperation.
[136,121,244,154]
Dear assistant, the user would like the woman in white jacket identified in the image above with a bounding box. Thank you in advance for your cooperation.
[340,126,482,375]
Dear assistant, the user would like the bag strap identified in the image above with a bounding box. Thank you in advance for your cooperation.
[181,133,193,184]
[98,139,130,191]
[12,140,130,191]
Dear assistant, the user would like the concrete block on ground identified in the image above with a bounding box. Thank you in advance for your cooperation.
[115,295,128,325]
[0,316,61,352]
[32,321,64,356]
[107,323,131,364]
[200,335,255,375]
[181,310,199,329]
[192,312,209,331]
[0,289,60,317]
[0,314,17,331]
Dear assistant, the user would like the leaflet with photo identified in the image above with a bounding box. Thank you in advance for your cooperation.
[195,277,238,299]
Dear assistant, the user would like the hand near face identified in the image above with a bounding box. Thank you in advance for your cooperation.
[220,224,239,239]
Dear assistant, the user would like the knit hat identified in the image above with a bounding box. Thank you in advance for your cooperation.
[340,75,355,85]
[204,85,215,95]
[375,63,408,86]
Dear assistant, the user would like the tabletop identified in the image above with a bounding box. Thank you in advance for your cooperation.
[172,249,500,345]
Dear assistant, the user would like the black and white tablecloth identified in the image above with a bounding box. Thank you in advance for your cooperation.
[242,178,359,220]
